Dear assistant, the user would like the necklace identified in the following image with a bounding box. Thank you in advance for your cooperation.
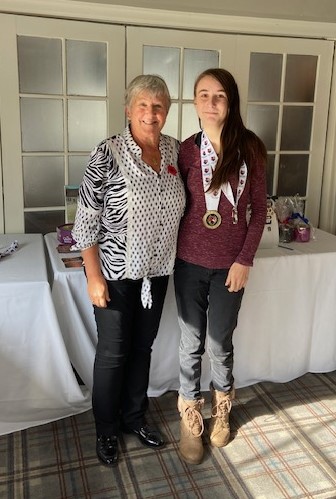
[142,149,161,170]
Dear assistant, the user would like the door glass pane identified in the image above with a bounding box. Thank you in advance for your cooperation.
[25,210,65,235]
[247,105,279,150]
[281,107,313,150]
[23,156,65,207]
[183,49,219,99]
[277,154,309,196]
[20,98,64,152]
[66,40,107,97]
[17,36,62,95]
[182,103,199,141]
[68,99,107,151]
[284,55,317,102]
[143,46,180,99]
[68,155,90,185]
[248,53,282,101]
[162,103,178,139]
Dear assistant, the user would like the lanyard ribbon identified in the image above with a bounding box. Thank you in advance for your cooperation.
[201,131,247,223]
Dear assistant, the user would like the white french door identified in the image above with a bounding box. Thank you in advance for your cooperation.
[0,14,125,233]
[0,19,333,232]
[237,35,333,227]
[127,27,333,226]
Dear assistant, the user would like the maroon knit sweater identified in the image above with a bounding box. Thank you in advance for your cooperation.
[177,133,267,268]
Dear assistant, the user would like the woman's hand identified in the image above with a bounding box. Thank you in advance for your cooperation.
[225,262,250,292]
[87,275,110,308]
[81,245,110,307]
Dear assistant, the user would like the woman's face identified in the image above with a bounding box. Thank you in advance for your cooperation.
[194,75,229,130]
[126,90,168,139]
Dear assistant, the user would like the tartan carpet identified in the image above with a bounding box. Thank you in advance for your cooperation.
[1,372,336,499]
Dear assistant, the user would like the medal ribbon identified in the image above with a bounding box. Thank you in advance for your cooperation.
[201,131,247,224]
[221,162,247,224]
[201,131,220,211]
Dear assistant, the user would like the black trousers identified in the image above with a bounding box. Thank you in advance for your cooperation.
[92,276,169,436]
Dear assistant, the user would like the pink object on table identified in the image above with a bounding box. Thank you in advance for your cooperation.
[294,225,311,242]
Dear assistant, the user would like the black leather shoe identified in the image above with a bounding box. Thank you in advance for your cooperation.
[96,435,118,466]
[122,424,165,448]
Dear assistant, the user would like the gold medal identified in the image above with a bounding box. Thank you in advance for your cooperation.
[202,210,222,229]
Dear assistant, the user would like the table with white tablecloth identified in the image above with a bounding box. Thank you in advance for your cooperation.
[44,229,336,397]
[0,234,91,436]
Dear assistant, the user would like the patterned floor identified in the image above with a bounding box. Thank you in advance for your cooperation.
[1,371,336,499]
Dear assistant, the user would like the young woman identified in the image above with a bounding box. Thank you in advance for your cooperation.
[174,68,267,464]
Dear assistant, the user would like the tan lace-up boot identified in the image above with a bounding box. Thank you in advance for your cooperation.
[177,396,204,465]
[208,387,235,447]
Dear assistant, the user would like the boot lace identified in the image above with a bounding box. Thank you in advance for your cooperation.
[211,398,232,426]
[185,405,204,437]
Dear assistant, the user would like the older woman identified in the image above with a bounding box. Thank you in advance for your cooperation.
[72,75,185,467]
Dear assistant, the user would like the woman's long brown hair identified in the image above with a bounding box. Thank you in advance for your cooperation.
[194,68,267,192]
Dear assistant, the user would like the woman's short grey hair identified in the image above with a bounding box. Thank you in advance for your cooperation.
[125,74,171,110]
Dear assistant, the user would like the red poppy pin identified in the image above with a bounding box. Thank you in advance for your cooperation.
[167,165,177,176]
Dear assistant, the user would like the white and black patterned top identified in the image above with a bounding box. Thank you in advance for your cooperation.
[72,126,186,301]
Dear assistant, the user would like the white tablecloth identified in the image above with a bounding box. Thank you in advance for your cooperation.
[44,230,336,397]
[0,234,91,436]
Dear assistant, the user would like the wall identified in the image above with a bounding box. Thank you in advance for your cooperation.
[68,0,336,23]
[2,0,336,39]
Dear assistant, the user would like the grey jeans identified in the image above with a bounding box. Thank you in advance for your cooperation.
[174,258,244,400]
